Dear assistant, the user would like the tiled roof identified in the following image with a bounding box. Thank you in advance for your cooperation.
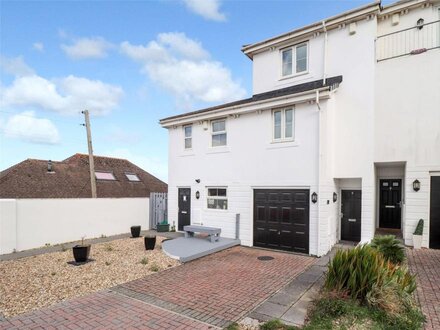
[0,153,167,198]
[160,76,343,123]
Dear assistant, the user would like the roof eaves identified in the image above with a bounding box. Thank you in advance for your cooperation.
[241,1,380,58]
[160,76,342,126]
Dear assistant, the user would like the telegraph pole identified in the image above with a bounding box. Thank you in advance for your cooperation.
[82,110,97,198]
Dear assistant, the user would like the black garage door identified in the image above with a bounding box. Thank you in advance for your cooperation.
[253,189,309,254]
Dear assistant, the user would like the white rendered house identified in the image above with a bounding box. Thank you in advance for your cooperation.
[160,0,440,256]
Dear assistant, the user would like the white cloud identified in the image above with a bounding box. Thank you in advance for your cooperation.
[183,0,226,22]
[33,42,44,52]
[1,72,124,116]
[106,148,167,182]
[61,37,113,60]
[0,55,35,77]
[2,111,60,144]
[120,32,246,105]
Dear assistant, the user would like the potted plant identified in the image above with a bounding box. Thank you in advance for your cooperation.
[72,237,91,262]
[157,219,170,232]
[131,225,141,238]
[144,234,156,250]
[413,219,424,249]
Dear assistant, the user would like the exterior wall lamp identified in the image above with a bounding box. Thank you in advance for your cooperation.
[413,179,420,192]
[333,192,337,203]
[195,179,200,183]
[311,192,318,204]
[195,191,200,199]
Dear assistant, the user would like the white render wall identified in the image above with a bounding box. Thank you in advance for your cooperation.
[167,101,323,255]
[0,198,150,254]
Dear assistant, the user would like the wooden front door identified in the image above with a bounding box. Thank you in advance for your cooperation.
[430,176,440,249]
[379,179,402,229]
[178,188,191,231]
[341,190,362,242]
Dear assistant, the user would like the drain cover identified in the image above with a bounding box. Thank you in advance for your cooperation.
[257,256,274,261]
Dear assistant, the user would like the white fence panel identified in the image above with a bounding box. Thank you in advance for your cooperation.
[0,198,149,254]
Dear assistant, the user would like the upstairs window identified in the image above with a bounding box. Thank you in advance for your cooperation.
[273,108,294,141]
[281,43,308,77]
[207,188,228,210]
[95,171,116,180]
[125,173,140,182]
[211,119,227,147]
[184,125,192,149]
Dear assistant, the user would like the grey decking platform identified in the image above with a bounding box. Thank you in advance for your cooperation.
[162,236,240,262]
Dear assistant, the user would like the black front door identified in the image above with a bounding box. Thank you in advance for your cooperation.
[430,176,440,249]
[341,190,362,242]
[253,189,309,254]
[178,188,191,231]
[379,179,402,229]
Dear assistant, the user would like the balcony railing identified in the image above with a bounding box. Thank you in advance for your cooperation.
[376,20,440,62]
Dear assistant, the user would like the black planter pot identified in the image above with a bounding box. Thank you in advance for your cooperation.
[144,236,156,250]
[72,245,91,263]
[131,225,141,238]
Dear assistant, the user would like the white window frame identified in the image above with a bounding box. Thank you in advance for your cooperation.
[210,119,227,147]
[206,187,228,210]
[95,171,116,181]
[125,173,140,182]
[272,108,295,142]
[184,125,192,150]
[280,42,309,79]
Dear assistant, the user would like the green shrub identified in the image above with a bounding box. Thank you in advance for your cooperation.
[304,297,424,330]
[260,319,298,330]
[325,245,415,303]
[149,263,159,272]
[370,235,405,264]
[140,257,148,265]
[414,219,424,235]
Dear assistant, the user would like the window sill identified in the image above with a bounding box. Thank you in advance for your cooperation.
[279,71,309,81]
[179,151,195,157]
[205,208,229,212]
[266,140,300,149]
[206,146,230,154]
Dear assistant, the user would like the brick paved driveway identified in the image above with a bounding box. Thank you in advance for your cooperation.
[407,248,440,330]
[0,246,315,329]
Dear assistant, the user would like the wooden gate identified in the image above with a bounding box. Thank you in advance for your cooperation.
[149,192,168,229]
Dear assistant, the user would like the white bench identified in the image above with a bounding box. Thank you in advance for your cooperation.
[183,225,221,243]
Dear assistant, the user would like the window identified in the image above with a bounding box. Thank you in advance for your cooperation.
[184,125,192,149]
[125,173,140,182]
[281,42,308,77]
[273,108,294,141]
[95,171,116,180]
[207,188,228,210]
[211,119,227,147]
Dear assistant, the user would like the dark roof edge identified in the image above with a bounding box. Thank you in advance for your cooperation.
[160,75,342,124]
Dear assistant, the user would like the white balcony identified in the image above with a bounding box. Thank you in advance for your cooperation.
[376,20,440,62]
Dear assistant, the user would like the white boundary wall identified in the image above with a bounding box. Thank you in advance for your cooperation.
[0,198,149,254]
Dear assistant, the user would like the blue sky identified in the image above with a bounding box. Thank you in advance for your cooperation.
[0,0,391,181]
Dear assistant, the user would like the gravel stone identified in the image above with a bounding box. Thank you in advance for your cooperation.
[0,236,180,318]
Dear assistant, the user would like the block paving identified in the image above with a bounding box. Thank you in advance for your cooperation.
[0,246,315,329]
[407,248,440,330]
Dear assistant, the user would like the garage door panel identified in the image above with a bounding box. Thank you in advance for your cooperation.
[254,227,267,246]
[281,207,292,224]
[254,189,309,253]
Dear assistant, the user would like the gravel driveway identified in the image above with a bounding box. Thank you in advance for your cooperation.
[0,236,179,318]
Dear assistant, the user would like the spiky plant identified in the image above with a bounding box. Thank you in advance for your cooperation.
[370,235,405,264]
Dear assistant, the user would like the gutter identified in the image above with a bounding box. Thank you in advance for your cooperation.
[160,86,332,127]
[242,1,380,58]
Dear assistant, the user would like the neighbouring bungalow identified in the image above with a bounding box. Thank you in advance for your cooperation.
[0,153,167,198]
